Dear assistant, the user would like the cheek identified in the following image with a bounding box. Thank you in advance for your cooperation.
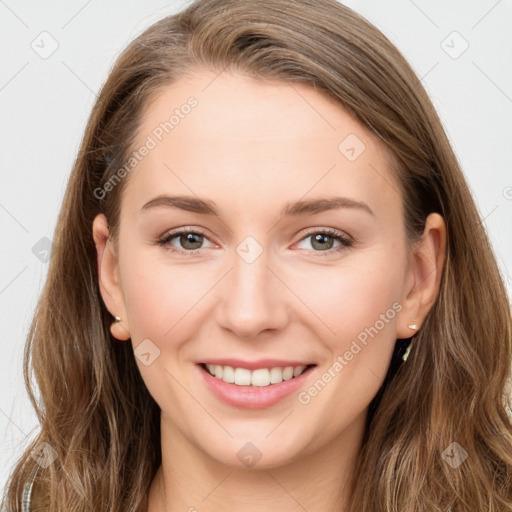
[293,258,402,443]
[118,250,203,409]
[118,246,196,341]
[301,252,403,345]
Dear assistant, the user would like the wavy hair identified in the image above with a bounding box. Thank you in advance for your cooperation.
[3,0,512,510]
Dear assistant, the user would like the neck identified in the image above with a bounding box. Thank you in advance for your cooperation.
[147,410,366,512]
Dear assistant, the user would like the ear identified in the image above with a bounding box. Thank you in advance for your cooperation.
[92,213,130,341]
[396,212,447,338]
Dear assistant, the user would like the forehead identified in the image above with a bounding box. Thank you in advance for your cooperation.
[121,69,401,221]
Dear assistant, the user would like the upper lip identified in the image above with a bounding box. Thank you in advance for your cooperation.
[199,358,316,370]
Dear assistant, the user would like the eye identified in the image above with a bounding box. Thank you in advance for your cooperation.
[295,228,353,256]
[156,227,353,257]
[157,227,214,255]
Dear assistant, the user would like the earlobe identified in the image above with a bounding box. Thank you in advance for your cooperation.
[110,315,129,341]
[396,212,447,339]
[92,213,130,341]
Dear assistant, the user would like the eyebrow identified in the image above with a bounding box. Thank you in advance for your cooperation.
[140,194,375,218]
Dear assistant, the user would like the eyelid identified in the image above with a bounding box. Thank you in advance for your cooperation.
[295,226,353,243]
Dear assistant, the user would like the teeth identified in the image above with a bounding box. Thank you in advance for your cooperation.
[234,368,251,386]
[269,367,283,384]
[204,364,309,387]
[221,365,234,383]
[214,365,223,379]
[293,366,305,377]
[283,367,294,380]
[251,369,270,387]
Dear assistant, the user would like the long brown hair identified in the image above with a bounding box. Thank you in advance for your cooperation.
[3,0,512,510]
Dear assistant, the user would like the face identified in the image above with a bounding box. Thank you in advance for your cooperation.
[94,68,439,470]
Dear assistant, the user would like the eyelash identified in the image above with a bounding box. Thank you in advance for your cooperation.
[156,227,353,257]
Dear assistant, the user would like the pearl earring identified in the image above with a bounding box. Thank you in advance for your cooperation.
[110,315,130,341]
[110,315,121,332]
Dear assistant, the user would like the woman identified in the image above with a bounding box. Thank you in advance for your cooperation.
[3,0,512,510]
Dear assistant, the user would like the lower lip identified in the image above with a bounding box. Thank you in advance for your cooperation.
[197,364,316,409]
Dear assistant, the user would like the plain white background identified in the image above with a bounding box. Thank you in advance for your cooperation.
[1,0,511,496]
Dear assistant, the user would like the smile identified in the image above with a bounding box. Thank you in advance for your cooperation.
[197,361,318,409]
[202,363,314,387]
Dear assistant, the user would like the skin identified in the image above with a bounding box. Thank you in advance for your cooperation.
[92,69,446,511]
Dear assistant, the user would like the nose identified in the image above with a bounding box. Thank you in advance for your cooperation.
[215,242,289,339]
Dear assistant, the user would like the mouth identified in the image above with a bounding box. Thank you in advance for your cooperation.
[197,361,318,409]
[198,362,317,387]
